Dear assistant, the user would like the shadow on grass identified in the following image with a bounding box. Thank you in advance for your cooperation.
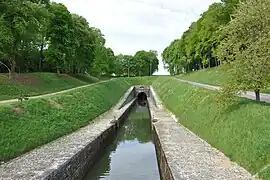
[222,98,270,114]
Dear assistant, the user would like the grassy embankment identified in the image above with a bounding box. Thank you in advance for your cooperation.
[0,79,130,161]
[0,73,100,101]
[2,75,268,178]
[153,77,270,179]
[178,66,270,94]
[0,75,158,161]
[178,66,228,86]
[121,76,159,86]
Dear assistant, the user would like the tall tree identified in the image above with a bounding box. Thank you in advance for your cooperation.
[162,0,243,75]
[218,0,270,101]
[134,50,159,76]
[0,0,48,77]
[46,2,73,74]
[70,14,95,74]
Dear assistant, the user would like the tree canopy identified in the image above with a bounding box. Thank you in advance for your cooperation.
[163,0,270,101]
[217,0,270,101]
[114,50,159,77]
[162,0,244,75]
[0,1,158,78]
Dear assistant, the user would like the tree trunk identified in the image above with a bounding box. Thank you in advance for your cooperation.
[255,89,260,102]
[215,58,218,67]
[10,58,16,78]
[57,68,60,75]
[39,42,44,71]
[0,61,11,79]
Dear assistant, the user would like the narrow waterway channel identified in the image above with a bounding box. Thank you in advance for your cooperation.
[83,103,160,180]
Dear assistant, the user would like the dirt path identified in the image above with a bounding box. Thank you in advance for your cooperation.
[177,78,270,103]
[0,80,111,105]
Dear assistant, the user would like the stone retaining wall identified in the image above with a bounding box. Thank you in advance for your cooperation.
[119,87,135,109]
[47,100,136,180]
[152,125,174,180]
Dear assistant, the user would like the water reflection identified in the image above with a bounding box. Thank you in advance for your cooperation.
[83,104,160,180]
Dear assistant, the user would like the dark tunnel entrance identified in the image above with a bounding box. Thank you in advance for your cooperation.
[137,92,147,106]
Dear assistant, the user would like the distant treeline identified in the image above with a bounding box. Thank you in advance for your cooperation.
[0,0,159,78]
[162,0,245,74]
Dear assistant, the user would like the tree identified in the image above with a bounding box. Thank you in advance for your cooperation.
[0,1,119,77]
[134,50,159,76]
[46,2,73,74]
[114,54,134,76]
[162,0,243,75]
[0,0,48,77]
[0,16,13,78]
[106,48,116,76]
[218,0,270,101]
[70,14,95,74]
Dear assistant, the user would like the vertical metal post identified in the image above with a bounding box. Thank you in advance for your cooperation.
[149,61,152,76]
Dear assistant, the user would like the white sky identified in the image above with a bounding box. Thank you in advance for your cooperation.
[54,0,219,75]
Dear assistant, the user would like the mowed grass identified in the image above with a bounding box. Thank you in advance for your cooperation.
[122,76,159,85]
[153,77,270,179]
[177,66,228,86]
[0,73,96,101]
[0,79,130,161]
[260,168,270,180]
[178,67,270,94]
[71,74,100,84]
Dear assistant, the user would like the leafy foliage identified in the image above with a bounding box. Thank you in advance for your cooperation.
[114,50,159,77]
[0,1,158,78]
[217,0,270,101]
[133,50,159,76]
[162,0,243,75]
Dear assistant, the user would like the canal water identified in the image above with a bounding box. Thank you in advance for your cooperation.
[83,103,160,180]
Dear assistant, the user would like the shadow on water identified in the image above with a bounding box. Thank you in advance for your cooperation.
[83,103,160,180]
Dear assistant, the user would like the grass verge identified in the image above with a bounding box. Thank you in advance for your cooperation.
[153,77,270,179]
[177,66,227,86]
[0,73,98,101]
[71,74,100,84]
[178,67,270,94]
[122,76,159,86]
[0,79,130,161]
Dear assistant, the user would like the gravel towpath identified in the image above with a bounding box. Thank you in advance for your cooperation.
[177,78,270,103]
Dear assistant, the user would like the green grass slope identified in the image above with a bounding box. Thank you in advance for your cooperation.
[178,67,270,94]
[122,76,159,85]
[71,74,100,84]
[153,77,270,179]
[0,79,130,161]
[178,66,227,86]
[0,73,97,101]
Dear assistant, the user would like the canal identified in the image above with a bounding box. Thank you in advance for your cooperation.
[83,103,160,180]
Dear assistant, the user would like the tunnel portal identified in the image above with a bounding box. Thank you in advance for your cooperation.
[137,92,147,106]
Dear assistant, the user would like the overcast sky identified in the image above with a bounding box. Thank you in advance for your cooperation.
[54,0,219,75]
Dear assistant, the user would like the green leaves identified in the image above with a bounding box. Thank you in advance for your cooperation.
[133,50,159,76]
[46,2,73,73]
[218,0,270,101]
[162,1,241,75]
[0,0,50,77]
[113,50,159,77]
[0,1,115,76]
